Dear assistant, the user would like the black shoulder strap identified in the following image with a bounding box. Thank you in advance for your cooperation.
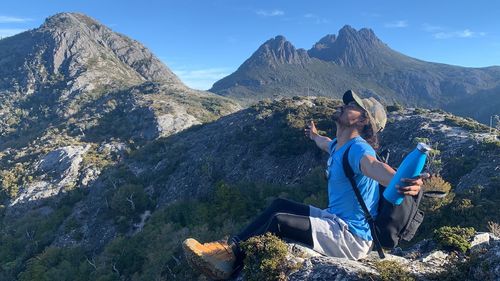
[342,144,386,259]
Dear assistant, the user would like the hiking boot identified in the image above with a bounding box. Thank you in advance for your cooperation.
[182,238,237,280]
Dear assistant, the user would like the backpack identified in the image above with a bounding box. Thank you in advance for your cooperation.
[331,139,425,259]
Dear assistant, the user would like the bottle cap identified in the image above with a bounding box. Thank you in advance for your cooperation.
[417,142,432,153]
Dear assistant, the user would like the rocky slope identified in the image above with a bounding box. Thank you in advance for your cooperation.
[281,232,500,281]
[0,13,240,281]
[0,12,240,210]
[0,93,498,280]
[125,97,499,205]
[210,25,500,124]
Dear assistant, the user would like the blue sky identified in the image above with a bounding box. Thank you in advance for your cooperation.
[1,0,500,90]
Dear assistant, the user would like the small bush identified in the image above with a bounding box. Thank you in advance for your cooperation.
[240,233,289,281]
[443,116,490,133]
[110,184,150,220]
[374,260,415,281]
[386,103,403,113]
[414,108,426,114]
[487,221,500,237]
[434,226,475,253]
[424,252,489,281]
[480,138,500,152]
[421,175,453,212]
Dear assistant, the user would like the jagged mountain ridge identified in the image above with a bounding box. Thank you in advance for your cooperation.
[210,25,500,124]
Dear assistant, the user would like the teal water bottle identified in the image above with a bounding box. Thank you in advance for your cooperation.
[383,143,432,205]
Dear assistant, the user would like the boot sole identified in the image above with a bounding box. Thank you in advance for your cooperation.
[182,239,233,280]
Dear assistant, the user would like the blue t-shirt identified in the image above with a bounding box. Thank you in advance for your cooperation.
[326,136,379,241]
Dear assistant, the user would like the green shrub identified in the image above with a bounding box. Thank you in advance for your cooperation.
[374,260,415,281]
[18,247,92,281]
[434,226,475,253]
[386,103,403,113]
[487,221,500,237]
[414,108,426,114]
[444,156,479,185]
[240,233,289,281]
[110,184,150,220]
[443,116,490,133]
[412,137,430,145]
[424,252,490,281]
[480,138,500,151]
[421,175,453,212]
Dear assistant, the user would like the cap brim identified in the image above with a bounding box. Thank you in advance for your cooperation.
[342,90,367,111]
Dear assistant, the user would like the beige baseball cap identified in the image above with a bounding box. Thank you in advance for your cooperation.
[342,90,387,134]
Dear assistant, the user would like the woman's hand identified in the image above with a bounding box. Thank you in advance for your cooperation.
[397,173,430,196]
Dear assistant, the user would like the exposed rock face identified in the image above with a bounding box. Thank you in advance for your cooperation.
[307,25,405,68]
[0,13,181,98]
[241,35,311,69]
[307,34,336,60]
[11,145,90,206]
[288,255,377,280]
[155,111,201,137]
[282,233,499,280]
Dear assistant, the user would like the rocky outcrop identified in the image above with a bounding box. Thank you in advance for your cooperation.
[284,233,499,280]
[10,145,90,206]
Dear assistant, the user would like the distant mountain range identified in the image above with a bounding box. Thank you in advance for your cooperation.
[210,25,500,124]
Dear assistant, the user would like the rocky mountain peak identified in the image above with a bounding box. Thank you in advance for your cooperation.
[0,12,183,98]
[316,34,337,46]
[240,35,310,69]
[336,25,383,49]
[41,12,101,30]
[308,25,393,68]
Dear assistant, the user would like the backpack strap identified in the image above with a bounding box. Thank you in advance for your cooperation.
[342,144,386,259]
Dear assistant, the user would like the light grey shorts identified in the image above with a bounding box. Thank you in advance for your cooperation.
[309,205,373,260]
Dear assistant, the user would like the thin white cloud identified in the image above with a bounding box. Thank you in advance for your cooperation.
[303,13,330,24]
[0,28,26,38]
[433,29,486,39]
[172,67,233,90]
[256,9,284,17]
[422,24,486,39]
[422,23,443,32]
[384,20,408,28]
[0,16,32,23]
